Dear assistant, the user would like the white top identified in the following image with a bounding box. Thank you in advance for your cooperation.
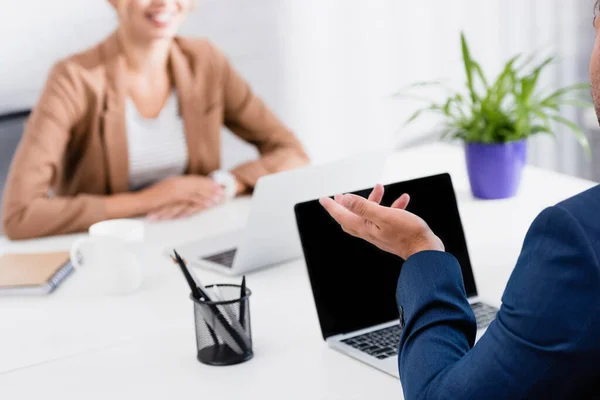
[0,144,596,399]
[125,91,189,191]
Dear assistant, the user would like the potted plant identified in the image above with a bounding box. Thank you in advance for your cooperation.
[400,32,592,199]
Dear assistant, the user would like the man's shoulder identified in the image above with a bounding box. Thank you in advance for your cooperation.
[556,185,600,225]
[546,184,600,257]
[557,184,600,207]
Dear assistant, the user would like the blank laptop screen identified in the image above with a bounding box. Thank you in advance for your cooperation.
[294,173,477,340]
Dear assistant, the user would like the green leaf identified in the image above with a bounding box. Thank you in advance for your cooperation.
[441,128,465,141]
[541,83,591,107]
[472,60,489,90]
[491,55,520,104]
[530,56,554,77]
[461,32,479,103]
[540,99,561,112]
[519,57,553,103]
[390,82,437,97]
[388,93,439,103]
[514,51,537,72]
[558,99,594,109]
[443,98,453,116]
[532,110,556,138]
[403,104,445,126]
[401,80,445,88]
[483,122,496,142]
[549,114,591,157]
[530,125,552,135]
[450,93,468,118]
[403,108,428,126]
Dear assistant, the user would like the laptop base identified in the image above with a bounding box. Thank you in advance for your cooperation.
[328,300,499,379]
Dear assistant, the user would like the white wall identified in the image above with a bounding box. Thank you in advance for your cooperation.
[280,0,595,175]
[0,1,116,112]
[0,0,595,176]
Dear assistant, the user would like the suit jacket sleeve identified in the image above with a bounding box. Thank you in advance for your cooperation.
[213,48,309,188]
[1,62,106,240]
[396,205,600,400]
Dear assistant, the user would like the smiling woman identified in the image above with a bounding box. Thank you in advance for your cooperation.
[0,0,309,240]
[109,0,190,41]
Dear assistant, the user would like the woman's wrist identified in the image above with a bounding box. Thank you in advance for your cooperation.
[104,191,151,220]
[235,178,247,195]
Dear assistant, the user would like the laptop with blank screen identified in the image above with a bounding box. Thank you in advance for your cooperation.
[294,173,498,378]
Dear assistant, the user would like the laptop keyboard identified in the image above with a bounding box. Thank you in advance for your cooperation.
[471,302,498,329]
[342,303,498,360]
[342,325,402,360]
[201,248,237,268]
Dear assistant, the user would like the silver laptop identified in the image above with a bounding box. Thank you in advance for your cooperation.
[175,151,387,276]
[294,173,499,378]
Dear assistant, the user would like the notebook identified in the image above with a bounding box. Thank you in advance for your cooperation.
[0,252,74,295]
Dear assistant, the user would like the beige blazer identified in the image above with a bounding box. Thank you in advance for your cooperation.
[2,33,308,240]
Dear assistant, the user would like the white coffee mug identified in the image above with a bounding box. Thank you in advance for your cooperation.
[70,219,145,295]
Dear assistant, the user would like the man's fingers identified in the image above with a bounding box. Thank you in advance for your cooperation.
[319,197,365,233]
[336,193,385,222]
[391,193,411,210]
[367,184,385,204]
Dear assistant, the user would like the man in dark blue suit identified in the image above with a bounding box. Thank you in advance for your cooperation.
[321,181,600,399]
[319,5,600,394]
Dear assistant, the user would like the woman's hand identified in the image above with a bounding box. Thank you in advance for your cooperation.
[141,175,224,216]
[147,201,208,221]
[235,178,248,195]
[319,184,444,260]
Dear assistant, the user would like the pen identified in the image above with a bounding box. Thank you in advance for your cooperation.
[171,253,219,345]
[212,285,245,335]
[173,250,250,354]
[239,276,247,328]
[211,286,233,314]
[174,251,221,303]
[171,252,202,300]
[206,280,251,349]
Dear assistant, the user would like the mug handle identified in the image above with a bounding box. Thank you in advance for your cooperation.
[70,237,99,269]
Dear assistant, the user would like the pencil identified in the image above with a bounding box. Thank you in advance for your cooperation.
[172,251,219,345]
[239,276,247,329]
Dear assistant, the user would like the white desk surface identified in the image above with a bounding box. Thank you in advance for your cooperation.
[0,143,596,400]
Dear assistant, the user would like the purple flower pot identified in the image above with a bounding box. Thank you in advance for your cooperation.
[465,140,527,200]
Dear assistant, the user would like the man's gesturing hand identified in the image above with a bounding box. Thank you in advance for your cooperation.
[319,184,444,260]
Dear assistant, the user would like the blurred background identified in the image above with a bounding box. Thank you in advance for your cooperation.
[1,0,598,205]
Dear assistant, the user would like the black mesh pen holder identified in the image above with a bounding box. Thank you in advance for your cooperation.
[191,284,253,366]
